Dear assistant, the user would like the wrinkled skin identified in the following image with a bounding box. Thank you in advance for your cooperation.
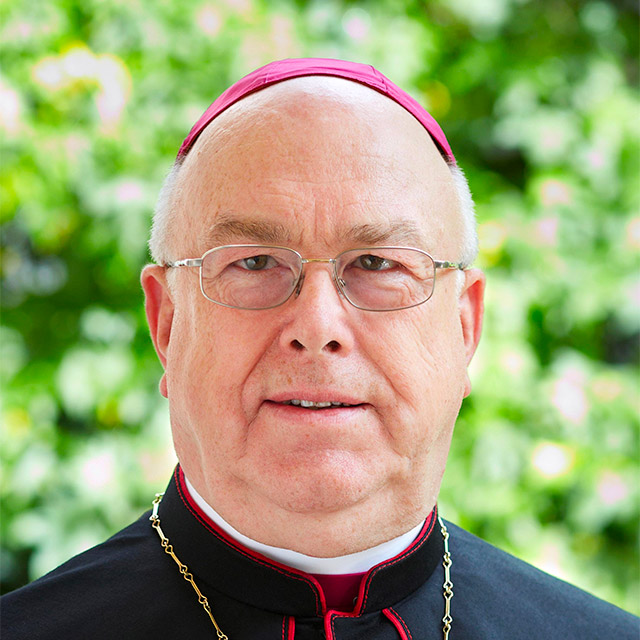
[142,77,485,557]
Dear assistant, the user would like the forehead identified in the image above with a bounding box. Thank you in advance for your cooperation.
[175,77,460,253]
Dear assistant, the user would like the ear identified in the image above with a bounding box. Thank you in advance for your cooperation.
[458,268,485,397]
[141,265,175,398]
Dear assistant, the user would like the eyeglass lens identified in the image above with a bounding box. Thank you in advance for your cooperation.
[201,246,436,311]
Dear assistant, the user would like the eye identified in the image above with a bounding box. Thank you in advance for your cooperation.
[355,254,397,271]
[236,254,277,271]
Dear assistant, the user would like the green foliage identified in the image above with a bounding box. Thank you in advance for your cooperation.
[1,0,638,614]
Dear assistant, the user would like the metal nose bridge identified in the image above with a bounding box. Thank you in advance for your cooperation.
[294,257,343,298]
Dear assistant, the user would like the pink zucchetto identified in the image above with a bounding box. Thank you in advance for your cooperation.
[178,58,455,163]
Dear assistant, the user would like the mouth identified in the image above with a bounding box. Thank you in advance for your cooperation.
[264,398,365,411]
[277,399,360,409]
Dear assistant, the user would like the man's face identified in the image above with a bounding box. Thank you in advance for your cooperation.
[142,78,484,551]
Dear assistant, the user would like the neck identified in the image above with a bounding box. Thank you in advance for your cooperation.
[185,475,425,572]
[180,452,442,557]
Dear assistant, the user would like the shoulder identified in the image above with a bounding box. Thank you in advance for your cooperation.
[4,512,155,594]
[445,521,639,640]
[0,512,200,640]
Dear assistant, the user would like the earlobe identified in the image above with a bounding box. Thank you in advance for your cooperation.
[141,265,175,398]
[458,268,485,396]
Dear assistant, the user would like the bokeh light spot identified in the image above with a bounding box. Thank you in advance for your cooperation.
[95,54,132,130]
[81,452,115,490]
[532,442,575,479]
[540,179,571,207]
[342,8,371,41]
[0,79,23,134]
[197,5,223,36]
[626,218,640,250]
[597,471,629,506]
[535,216,559,246]
[115,180,144,204]
[32,56,65,90]
[61,44,95,79]
[551,368,589,424]
[478,221,507,253]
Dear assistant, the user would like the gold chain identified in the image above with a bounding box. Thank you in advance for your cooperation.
[150,493,229,640]
[150,493,452,639]
[439,517,453,640]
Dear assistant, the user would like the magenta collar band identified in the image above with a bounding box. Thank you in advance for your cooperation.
[178,57,455,162]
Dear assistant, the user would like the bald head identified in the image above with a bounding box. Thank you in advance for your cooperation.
[150,76,477,269]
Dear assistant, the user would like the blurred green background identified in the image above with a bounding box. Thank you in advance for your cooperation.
[1,0,638,614]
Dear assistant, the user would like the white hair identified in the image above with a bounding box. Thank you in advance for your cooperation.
[447,161,478,269]
[149,159,184,267]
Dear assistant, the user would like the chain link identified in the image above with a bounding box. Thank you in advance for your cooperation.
[150,493,452,639]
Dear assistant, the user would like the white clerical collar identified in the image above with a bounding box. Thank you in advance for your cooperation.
[185,476,424,575]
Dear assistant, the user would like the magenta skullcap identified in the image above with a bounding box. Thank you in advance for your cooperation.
[178,58,455,163]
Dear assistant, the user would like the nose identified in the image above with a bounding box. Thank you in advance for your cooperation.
[279,263,355,355]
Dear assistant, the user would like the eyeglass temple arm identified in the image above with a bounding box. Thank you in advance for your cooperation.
[165,259,203,268]
[434,260,466,270]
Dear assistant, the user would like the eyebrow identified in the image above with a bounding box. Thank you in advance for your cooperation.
[205,214,296,246]
[343,221,426,247]
[204,215,426,249]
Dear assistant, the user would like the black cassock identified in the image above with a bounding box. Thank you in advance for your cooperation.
[2,466,638,639]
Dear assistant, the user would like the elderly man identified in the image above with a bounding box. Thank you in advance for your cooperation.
[2,59,637,639]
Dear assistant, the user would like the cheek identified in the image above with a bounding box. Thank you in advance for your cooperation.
[166,310,273,476]
[379,305,465,384]
[161,301,216,410]
[366,306,466,448]
[166,302,278,420]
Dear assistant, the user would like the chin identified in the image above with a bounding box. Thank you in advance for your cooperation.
[254,452,386,515]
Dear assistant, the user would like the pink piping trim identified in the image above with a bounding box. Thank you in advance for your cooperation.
[383,607,413,640]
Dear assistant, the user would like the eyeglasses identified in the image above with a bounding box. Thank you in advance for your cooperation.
[165,245,465,312]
